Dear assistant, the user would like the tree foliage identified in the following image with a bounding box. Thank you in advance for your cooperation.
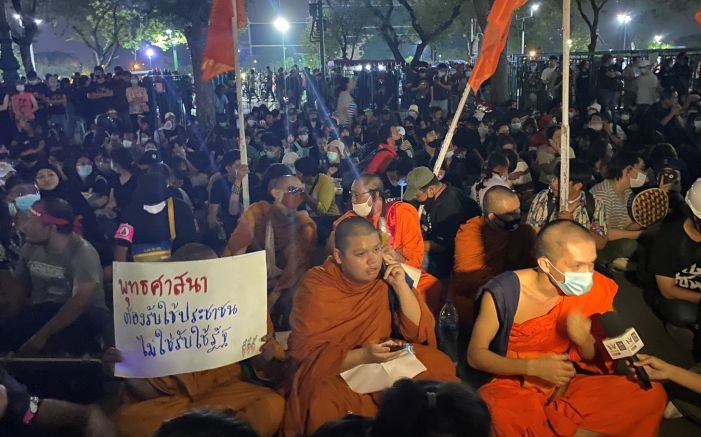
[123,17,187,52]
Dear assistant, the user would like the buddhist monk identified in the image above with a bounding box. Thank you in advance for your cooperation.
[225,164,317,328]
[468,220,667,436]
[451,185,536,327]
[283,217,458,436]
[111,243,285,437]
[328,173,444,314]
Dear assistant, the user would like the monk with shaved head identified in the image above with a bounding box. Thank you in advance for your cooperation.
[468,220,666,436]
[451,185,537,327]
[283,216,458,436]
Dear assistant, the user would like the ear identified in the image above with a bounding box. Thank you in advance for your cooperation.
[536,256,550,273]
[270,188,283,203]
[486,212,496,221]
[332,247,343,265]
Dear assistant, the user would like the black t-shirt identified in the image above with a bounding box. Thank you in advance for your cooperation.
[45,89,67,115]
[597,65,616,91]
[209,175,240,235]
[86,82,114,115]
[110,79,130,112]
[650,220,701,292]
[432,75,451,100]
[113,174,139,211]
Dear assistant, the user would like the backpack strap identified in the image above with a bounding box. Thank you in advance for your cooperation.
[584,191,596,220]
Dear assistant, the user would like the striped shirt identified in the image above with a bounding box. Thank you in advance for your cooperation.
[526,189,608,236]
[589,179,632,230]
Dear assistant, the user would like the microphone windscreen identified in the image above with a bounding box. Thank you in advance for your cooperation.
[600,311,628,337]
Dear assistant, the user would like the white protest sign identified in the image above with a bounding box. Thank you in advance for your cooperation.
[113,251,267,378]
[602,328,645,360]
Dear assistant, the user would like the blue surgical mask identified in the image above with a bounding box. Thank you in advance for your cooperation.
[77,164,93,178]
[15,193,40,212]
[265,151,278,159]
[546,259,594,296]
[326,151,339,162]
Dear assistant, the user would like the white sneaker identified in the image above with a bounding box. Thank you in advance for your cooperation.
[609,257,637,272]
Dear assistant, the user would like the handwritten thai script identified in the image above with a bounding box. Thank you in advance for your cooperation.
[118,272,208,297]
[136,324,232,357]
[123,299,238,327]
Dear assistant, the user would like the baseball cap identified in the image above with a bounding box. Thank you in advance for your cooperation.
[404,166,435,200]
[408,104,419,113]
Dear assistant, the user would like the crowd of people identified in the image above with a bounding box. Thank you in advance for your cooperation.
[0,49,700,436]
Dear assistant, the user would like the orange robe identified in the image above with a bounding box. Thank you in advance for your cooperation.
[225,201,317,295]
[282,258,458,436]
[478,272,667,436]
[113,363,285,437]
[332,202,444,315]
[451,217,536,327]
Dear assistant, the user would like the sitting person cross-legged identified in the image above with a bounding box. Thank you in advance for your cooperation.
[468,219,667,436]
[282,217,458,436]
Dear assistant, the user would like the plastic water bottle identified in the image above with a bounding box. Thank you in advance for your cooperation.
[438,299,459,363]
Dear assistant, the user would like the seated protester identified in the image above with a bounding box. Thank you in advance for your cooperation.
[508,116,529,150]
[372,379,491,437]
[255,133,283,175]
[498,135,532,188]
[225,164,317,327]
[208,150,248,239]
[113,171,197,262]
[0,198,107,354]
[413,128,439,168]
[526,160,608,249]
[329,173,445,315]
[324,139,345,177]
[395,126,415,159]
[468,220,666,436]
[528,114,555,149]
[650,178,701,360]
[291,126,320,161]
[294,157,340,242]
[69,151,111,211]
[451,186,536,328]
[0,366,115,437]
[112,244,285,437]
[404,167,480,280]
[1,177,41,268]
[167,158,197,209]
[366,124,401,175]
[470,152,511,208]
[154,410,258,437]
[536,125,576,190]
[282,217,458,436]
[384,157,414,200]
[590,150,650,271]
[109,146,140,213]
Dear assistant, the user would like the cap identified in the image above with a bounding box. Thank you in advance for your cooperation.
[139,150,160,166]
[164,112,175,120]
[0,162,15,179]
[686,177,701,218]
[404,166,435,200]
[408,104,419,113]
[396,126,406,136]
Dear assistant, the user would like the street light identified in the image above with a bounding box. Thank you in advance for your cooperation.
[616,13,632,50]
[517,3,541,54]
[164,29,178,71]
[273,17,290,70]
[145,47,155,69]
[654,35,663,44]
[34,18,42,25]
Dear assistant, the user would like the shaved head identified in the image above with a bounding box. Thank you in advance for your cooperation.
[358,173,384,192]
[482,186,518,215]
[335,216,378,252]
[272,175,302,191]
[536,219,594,260]
[172,243,218,261]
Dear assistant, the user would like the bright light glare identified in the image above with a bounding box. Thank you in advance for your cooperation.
[654,35,663,43]
[12,13,20,20]
[616,13,632,24]
[273,17,290,33]
[165,29,172,36]
[528,50,537,57]
[34,18,42,25]
[531,3,541,13]
[146,48,155,58]
[365,64,371,71]
[567,39,573,47]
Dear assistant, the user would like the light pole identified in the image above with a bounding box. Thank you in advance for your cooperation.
[165,29,179,72]
[516,3,540,55]
[616,13,632,50]
[146,47,155,69]
[273,17,290,70]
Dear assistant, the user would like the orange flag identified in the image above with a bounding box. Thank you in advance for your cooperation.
[696,5,701,26]
[468,0,529,92]
[201,0,247,82]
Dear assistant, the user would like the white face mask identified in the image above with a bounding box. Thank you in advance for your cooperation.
[299,134,309,142]
[445,150,455,159]
[143,201,167,215]
[352,195,373,217]
[694,120,701,131]
[630,169,647,188]
[478,126,489,137]
[589,123,603,131]
[123,140,133,148]
[475,111,485,121]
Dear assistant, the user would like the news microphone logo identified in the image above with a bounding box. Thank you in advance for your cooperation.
[602,328,644,360]
[600,311,652,390]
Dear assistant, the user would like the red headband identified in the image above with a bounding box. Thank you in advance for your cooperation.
[29,206,83,236]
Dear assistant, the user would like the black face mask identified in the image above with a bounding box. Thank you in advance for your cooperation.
[428,139,440,149]
[21,153,40,163]
[497,215,521,232]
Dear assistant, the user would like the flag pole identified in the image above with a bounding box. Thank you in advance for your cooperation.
[432,82,472,175]
[559,0,571,212]
[231,0,250,208]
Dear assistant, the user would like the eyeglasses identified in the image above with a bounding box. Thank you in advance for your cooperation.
[287,186,304,194]
[350,190,370,200]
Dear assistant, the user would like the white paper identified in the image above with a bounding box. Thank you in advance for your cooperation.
[113,251,268,378]
[340,351,427,394]
[401,263,422,288]
[276,330,291,351]
[602,328,645,359]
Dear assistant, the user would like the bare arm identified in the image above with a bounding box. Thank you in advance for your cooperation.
[607,228,642,241]
[656,275,701,304]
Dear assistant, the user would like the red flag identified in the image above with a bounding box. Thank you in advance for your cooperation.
[696,6,701,26]
[468,0,529,92]
[201,0,247,82]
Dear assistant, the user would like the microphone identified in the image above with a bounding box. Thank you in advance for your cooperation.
[599,311,652,390]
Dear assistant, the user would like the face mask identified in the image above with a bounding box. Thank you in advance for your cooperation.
[466,70,472,77]
[16,85,25,92]
[475,111,485,121]
[7,202,17,217]
[15,193,40,212]
[122,140,133,148]
[408,110,418,118]
[630,169,647,188]
[694,120,701,131]
[265,151,278,159]
[545,259,594,296]
[496,215,520,232]
[478,126,489,137]
[326,151,339,162]
[589,123,603,131]
[247,119,257,127]
[282,192,303,210]
[299,134,309,142]
[163,121,174,130]
[131,79,139,86]
[445,150,455,159]
[621,114,631,123]
[77,165,93,178]
[352,195,373,217]
[143,201,167,215]
[511,122,522,130]
[428,139,440,149]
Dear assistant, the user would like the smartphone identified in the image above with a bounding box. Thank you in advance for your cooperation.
[660,168,681,192]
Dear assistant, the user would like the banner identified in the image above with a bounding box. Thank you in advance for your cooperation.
[113,251,267,378]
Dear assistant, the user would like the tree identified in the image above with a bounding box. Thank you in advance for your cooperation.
[9,0,39,73]
[574,0,608,54]
[397,0,465,62]
[34,51,84,77]
[324,0,371,60]
[48,0,137,68]
[363,0,405,63]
